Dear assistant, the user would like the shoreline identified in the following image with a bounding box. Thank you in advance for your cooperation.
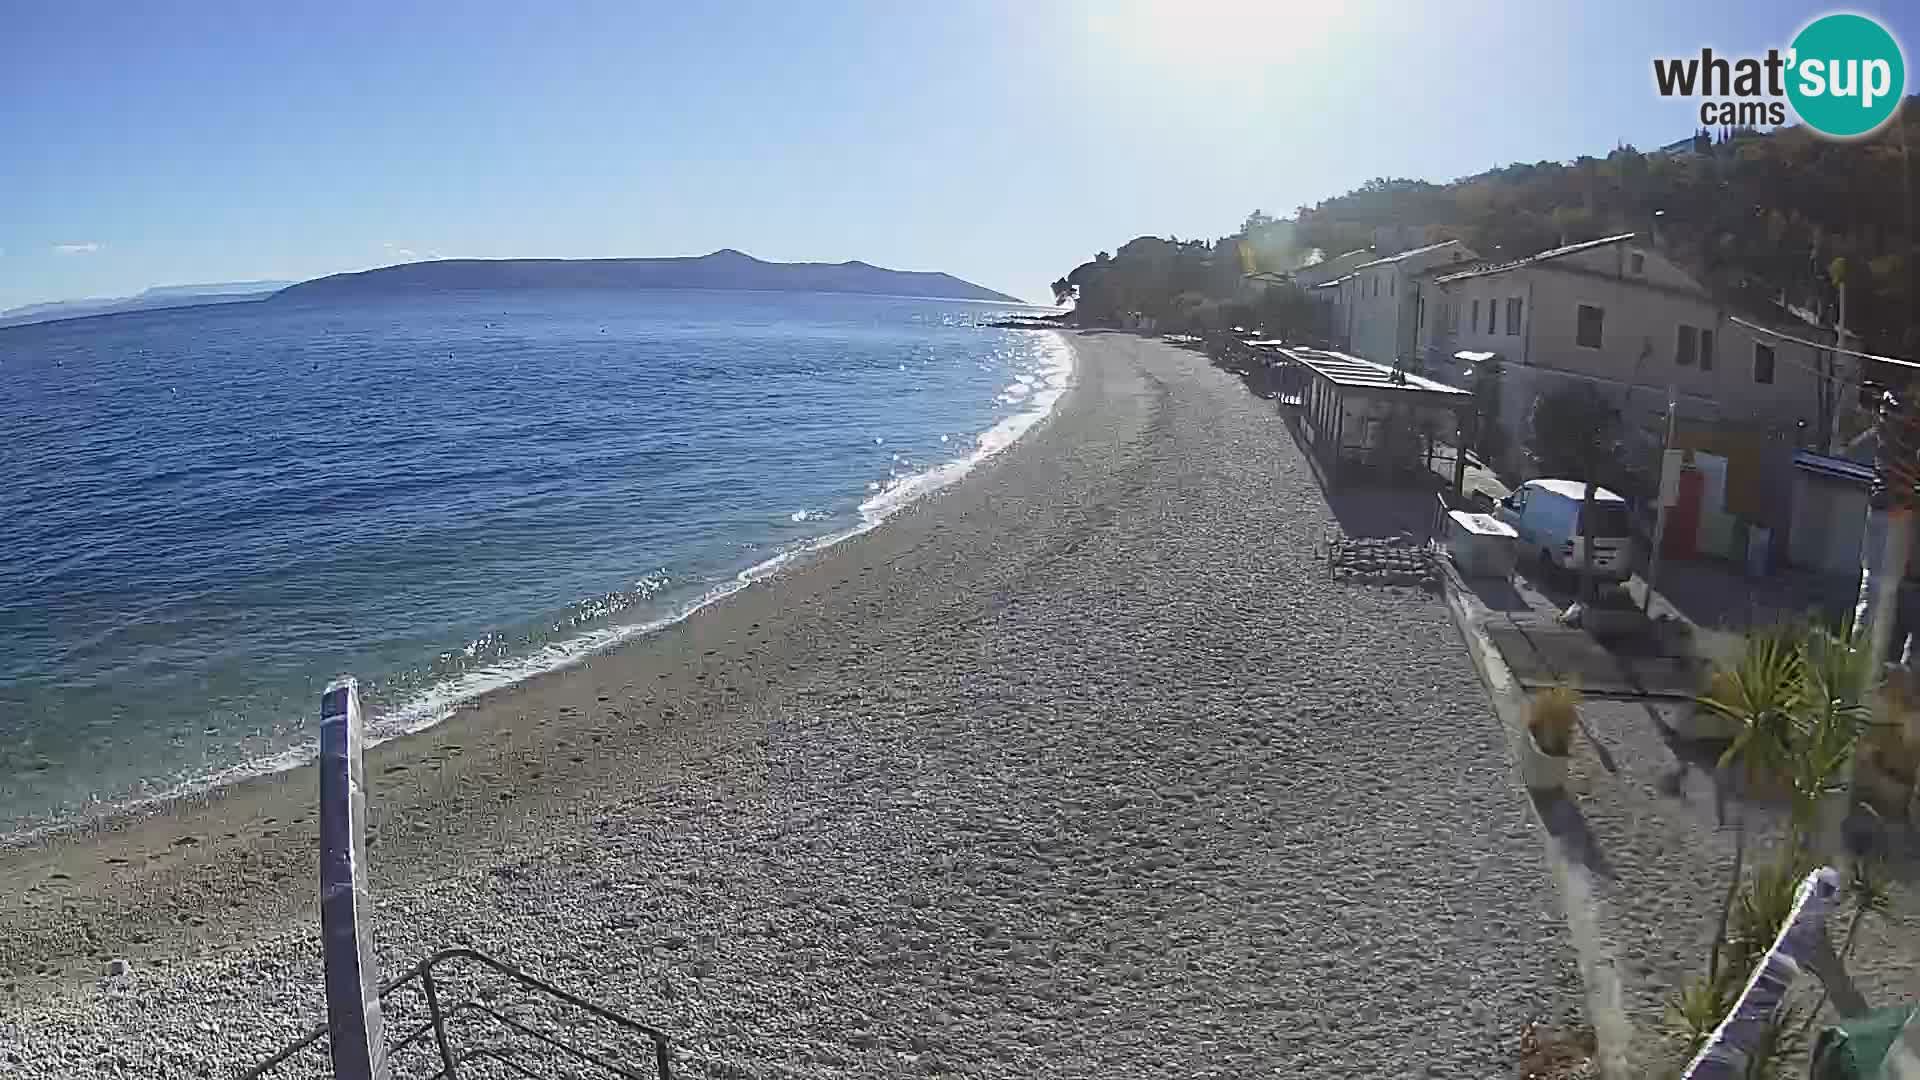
[5,331,1574,1078]
[0,330,1072,851]
[0,331,1085,996]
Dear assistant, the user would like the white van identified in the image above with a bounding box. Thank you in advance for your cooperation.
[1496,479,1633,581]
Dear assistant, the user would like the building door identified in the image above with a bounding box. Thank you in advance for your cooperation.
[1663,468,1705,560]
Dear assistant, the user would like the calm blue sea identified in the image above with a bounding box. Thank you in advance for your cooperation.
[0,289,1067,834]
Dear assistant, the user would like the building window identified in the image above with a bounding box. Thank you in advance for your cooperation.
[1389,276,1395,297]
[1677,325,1697,366]
[1487,298,1497,334]
[1630,252,1646,274]
[1701,328,1714,370]
[1755,343,1776,384]
[1505,297,1522,335]
[1471,299,1480,333]
[1576,304,1604,348]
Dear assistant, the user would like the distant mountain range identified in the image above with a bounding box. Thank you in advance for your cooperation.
[0,281,292,329]
[0,252,1024,331]
[275,250,1023,304]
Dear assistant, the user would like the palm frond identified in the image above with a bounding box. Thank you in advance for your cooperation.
[1699,627,1809,783]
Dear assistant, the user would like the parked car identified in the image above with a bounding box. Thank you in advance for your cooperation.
[1496,478,1633,582]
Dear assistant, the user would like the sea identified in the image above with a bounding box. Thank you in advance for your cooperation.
[0,289,1069,836]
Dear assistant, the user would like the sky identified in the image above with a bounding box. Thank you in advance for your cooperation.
[2,0,1914,310]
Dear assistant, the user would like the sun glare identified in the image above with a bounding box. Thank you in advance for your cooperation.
[1087,0,1344,70]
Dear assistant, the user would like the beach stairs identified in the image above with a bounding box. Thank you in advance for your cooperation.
[242,946,675,1079]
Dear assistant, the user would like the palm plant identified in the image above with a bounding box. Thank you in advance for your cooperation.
[1791,626,1876,840]
[1672,622,1881,1073]
[1696,626,1808,988]
[1698,626,1809,795]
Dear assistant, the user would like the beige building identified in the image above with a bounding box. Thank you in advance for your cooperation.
[1420,233,1848,458]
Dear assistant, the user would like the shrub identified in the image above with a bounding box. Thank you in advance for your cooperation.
[1528,685,1579,756]
[1666,621,1883,1075]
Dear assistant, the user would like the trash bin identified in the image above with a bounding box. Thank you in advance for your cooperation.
[1444,511,1518,578]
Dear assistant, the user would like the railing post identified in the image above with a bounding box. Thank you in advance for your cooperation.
[419,964,459,1079]
[319,678,390,1080]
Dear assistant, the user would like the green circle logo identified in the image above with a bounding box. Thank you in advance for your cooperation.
[1787,13,1905,138]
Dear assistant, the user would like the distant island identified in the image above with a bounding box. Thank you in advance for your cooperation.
[275,250,1024,304]
[0,252,1026,332]
[0,281,292,330]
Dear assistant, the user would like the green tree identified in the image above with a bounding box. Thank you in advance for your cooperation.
[1253,280,1313,337]
[1232,103,1920,355]
[1526,383,1625,602]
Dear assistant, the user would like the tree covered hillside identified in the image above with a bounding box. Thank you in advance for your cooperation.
[1061,103,1919,355]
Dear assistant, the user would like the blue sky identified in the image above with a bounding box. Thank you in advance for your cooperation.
[1,0,1912,309]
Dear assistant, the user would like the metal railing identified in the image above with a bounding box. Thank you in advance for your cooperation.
[242,947,673,1080]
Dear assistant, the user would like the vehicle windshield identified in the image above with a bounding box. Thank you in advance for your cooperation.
[1580,503,1632,537]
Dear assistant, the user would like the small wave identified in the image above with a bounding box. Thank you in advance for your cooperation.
[859,331,1072,525]
[3,331,1078,845]
[790,508,831,523]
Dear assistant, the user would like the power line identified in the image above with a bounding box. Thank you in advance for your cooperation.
[1727,316,1918,371]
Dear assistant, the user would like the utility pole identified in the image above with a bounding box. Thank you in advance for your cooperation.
[1857,385,1916,667]
[1644,386,1679,614]
[1832,271,1852,455]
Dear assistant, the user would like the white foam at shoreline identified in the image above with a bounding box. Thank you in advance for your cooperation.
[2,331,1076,845]
[860,334,1071,524]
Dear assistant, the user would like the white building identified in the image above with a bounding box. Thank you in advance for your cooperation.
[1419,233,1845,444]
[1330,240,1479,367]
[1292,247,1375,289]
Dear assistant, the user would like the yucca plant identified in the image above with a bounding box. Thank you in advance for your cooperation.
[1791,626,1876,843]
[1728,851,1818,972]
[1667,971,1741,1061]
[1697,626,1808,988]
[1668,848,1817,1075]
[1677,622,1878,1074]
[1698,626,1809,792]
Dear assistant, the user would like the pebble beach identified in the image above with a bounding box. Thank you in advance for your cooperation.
[0,332,1582,1077]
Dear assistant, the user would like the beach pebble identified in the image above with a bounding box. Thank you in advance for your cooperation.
[2,335,1577,1078]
